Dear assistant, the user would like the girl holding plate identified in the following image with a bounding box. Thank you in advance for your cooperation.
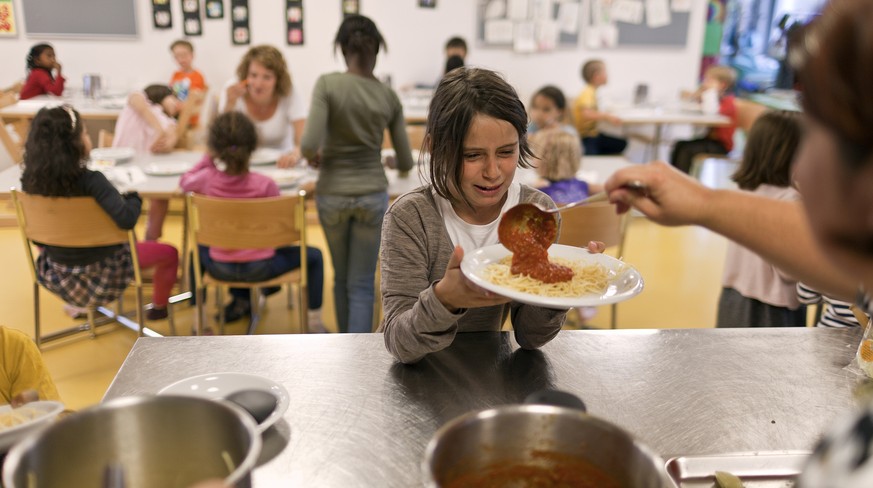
[379,68,603,364]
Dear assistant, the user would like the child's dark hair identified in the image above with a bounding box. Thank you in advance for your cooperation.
[170,39,194,52]
[531,85,567,112]
[335,15,386,58]
[144,85,174,106]
[21,106,87,197]
[444,55,465,75]
[426,68,534,210]
[581,59,604,84]
[732,110,802,191]
[445,36,468,53]
[209,112,258,176]
[26,43,53,72]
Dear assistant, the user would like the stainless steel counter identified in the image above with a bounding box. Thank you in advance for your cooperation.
[104,328,864,487]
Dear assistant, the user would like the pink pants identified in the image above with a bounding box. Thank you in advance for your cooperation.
[136,241,178,307]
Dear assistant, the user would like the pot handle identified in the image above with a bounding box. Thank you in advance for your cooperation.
[524,390,587,412]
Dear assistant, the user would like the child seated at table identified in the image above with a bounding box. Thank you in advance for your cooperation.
[571,59,626,156]
[20,43,65,100]
[528,85,577,136]
[529,128,600,203]
[0,326,61,406]
[716,110,805,328]
[169,39,207,127]
[180,112,325,331]
[113,84,181,242]
[21,106,179,321]
[670,65,738,174]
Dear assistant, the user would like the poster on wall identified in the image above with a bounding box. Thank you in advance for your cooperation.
[0,0,18,37]
[182,0,202,36]
[286,0,304,46]
[206,0,224,19]
[342,0,359,18]
[231,0,250,45]
[477,0,580,52]
[152,0,172,29]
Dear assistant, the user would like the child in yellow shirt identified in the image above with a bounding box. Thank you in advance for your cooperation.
[0,326,60,406]
[572,59,627,156]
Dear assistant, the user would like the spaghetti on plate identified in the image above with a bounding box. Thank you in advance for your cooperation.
[0,407,41,430]
[484,256,612,297]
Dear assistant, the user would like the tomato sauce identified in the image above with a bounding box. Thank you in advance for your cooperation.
[443,451,621,488]
[500,207,573,284]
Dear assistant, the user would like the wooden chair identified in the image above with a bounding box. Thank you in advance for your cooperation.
[0,84,23,164]
[11,190,157,348]
[97,130,114,148]
[556,201,629,329]
[187,191,309,335]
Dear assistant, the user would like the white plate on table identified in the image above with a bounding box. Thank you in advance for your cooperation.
[255,167,306,188]
[157,372,289,433]
[0,401,65,452]
[461,243,643,309]
[250,148,282,166]
[142,161,194,176]
[89,147,135,166]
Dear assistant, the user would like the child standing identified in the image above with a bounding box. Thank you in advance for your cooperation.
[797,283,867,328]
[572,59,626,156]
[380,68,579,364]
[180,112,325,330]
[19,44,65,100]
[671,65,738,173]
[112,84,181,242]
[716,110,805,328]
[528,85,578,136]
[20,106,178,320]
[169,40,206,127]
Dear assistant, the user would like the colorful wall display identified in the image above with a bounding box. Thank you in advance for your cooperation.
[152,0,172,29]
[182,0,202,36]
[230,0,250,45]
[0,0,18,37]
[205,0,224,19]
[286,0,304,46]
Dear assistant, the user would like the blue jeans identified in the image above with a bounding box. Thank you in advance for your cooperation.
[198,246,324,310]
[316,192,388,334]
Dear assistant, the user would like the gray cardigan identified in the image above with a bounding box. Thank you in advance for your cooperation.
[379,185,567,363]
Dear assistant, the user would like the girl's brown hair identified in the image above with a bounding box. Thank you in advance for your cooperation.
[208,112,258,176]
[732,110,802,191]
[530,129,581,182]
[425,68,534,210]
[793,0,873,170]
[236,45,292,98]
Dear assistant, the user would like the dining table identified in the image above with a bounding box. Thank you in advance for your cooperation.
[102,327,864,487]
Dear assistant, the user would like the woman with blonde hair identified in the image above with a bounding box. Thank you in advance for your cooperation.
[220,45,306,168]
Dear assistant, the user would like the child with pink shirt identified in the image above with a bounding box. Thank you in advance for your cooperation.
[180,112,324,329]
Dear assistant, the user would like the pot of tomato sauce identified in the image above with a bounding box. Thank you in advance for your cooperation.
[423,390,672,488]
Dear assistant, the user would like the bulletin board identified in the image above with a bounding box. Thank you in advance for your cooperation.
[585,0,691,49]
[476,0,583,53]
[22,0,137,38]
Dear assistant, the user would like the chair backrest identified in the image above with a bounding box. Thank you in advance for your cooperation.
[12,190,131,247]
[556,201,628,254]
[187,192,306,250]
[98,130,114,148]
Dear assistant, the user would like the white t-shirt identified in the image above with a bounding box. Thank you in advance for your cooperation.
[218,78,307,152]
[434,182,521,253]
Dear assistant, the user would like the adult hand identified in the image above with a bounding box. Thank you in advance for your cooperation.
[434,246,511,313]
[605,161,712,227]
[11,389,39,408]
[225,81,247,106]
[277,149,301,169]
[606,114,623,126]
[150,128,177,153]
[307,150,323,169]
[383,154,397,170]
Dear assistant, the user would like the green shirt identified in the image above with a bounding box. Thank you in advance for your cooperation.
[301,72,414,196]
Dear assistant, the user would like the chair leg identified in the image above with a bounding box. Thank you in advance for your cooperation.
[218,287,226,335]
[194,286,205,336]
[33,283,41,348]
[287,285,294,310]
[136,286,145,337]
[86,308,98,339]
[167,303,177,336]
[247,287,260,335]
[298,284,308,334]
[610,303,617,329]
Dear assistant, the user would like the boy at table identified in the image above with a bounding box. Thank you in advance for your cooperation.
[572,59,627,156]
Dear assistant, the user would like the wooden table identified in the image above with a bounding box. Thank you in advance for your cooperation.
[605,105,731,160]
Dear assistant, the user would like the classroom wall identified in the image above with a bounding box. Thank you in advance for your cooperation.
[1,0,705,165]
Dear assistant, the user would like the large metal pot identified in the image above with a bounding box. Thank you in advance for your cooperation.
[424,390,672,488]
[2,395,261,488]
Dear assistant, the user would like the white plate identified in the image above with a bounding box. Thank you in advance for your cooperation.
[0,401,65,452]
[255,167,305,187]
[250,148,282,166]
[157,372,289,433]
[90,147,135,164]
[142,161,194,176]
[460,243,643,309]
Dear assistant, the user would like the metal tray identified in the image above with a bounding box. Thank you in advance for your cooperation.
[665,451,811,488]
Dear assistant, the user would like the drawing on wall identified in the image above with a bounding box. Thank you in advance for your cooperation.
[182,0,202,36]
[0,0,18,37]
[230,0,250,45]
[476,0,582,53]
[152,0,172,29]
[342,0,359,18]
[586,0,691,48]
[205,0,224,19]
[286,0,304,46]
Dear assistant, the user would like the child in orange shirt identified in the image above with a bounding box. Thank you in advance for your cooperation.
[169,40,206,126]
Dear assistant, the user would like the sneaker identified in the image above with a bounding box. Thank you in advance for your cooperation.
[216,299,251,323]
[146,307,169,321]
